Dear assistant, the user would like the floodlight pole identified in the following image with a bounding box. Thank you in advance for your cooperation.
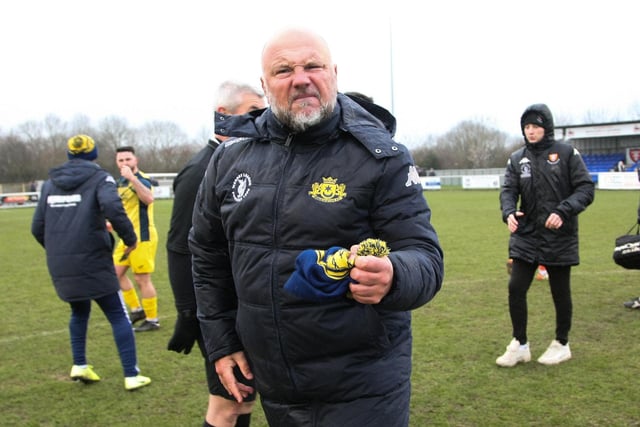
[388,19,395,115]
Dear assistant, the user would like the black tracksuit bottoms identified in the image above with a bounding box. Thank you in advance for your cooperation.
[508,259,572,345]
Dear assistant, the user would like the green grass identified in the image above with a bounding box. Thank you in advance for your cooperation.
[1,190,639,426]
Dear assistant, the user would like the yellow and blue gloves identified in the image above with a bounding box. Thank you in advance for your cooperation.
[284,238,390,302]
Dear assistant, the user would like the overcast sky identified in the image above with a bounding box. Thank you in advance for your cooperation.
[2,0,638,146]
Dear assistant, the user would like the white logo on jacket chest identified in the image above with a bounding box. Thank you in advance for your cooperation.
[519,157,531,178]
[232,173,251,202]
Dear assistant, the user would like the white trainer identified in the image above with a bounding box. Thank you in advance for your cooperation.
[124,374,151,391]
[537,340,571,365]
[496,338,531,367]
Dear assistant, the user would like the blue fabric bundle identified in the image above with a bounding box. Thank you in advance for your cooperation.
[284,246,354,302]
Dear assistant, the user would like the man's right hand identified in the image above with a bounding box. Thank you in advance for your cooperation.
[215,352,254,403]
[507,211,524,233]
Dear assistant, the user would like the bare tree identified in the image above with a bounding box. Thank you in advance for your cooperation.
[96,116,135,151]
[11,105,639,185]
[11,116,68,178]
[91,116,139,174]
[0,134,40,183]
[43,114,70,161]
[435,121,509,169]
[133,121,190,172]
[68,114,95,135]
[411,144,441,171]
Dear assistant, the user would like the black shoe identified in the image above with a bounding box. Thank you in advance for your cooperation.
[623,297,640,309]
[129,309,146,324]
[134,320,160,332]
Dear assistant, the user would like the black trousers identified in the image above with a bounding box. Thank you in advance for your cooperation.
[508,259,572,345]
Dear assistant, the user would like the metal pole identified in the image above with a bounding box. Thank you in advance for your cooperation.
[388,19,395,115]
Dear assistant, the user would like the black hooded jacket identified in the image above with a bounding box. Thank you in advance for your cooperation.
[500,104,595,266]
[189,94,444,405]
[32,159,137,302]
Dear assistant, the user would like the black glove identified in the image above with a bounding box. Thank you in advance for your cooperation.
[167,310,200,355]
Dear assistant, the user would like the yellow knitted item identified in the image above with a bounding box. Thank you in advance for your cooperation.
[356,238,390,257]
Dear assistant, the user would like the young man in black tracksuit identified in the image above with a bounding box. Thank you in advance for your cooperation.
[497,103,595,367]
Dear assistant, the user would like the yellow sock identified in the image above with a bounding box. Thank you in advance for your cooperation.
[142,297,158,321]
[122,288,141,312]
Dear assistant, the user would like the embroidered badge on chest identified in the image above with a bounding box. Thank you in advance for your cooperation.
[308,177,346,203]
[547,153,560,164]
[232,173,251,202]
[519,157,531,178]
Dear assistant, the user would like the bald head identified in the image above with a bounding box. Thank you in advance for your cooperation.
[261,28,333,74]
[260,28,338,132]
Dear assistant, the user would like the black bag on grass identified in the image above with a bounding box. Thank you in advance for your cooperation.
[613,224,640,269]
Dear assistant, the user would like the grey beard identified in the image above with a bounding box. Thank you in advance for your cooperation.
[272,100,335,133]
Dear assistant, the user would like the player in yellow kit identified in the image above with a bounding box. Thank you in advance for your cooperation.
[113,146,159,332]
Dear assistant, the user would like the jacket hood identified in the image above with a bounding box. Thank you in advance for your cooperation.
[214,93,397,143]
[520,103,555,145]
[342,93,396,137]
[49,159,102,191]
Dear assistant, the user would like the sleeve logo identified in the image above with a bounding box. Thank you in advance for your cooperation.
[405,165,421,187]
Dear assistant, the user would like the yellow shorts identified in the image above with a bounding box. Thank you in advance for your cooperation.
[113,237,157,274]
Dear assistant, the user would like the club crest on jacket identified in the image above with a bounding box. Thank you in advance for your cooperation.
[308,177,346,203]
[519,157,531,178]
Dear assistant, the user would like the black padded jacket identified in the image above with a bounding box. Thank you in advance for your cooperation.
[31,159,137,302]
[190,94,444,404]
[500,104,595,266]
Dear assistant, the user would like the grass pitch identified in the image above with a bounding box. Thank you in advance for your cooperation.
[1,189,639,426]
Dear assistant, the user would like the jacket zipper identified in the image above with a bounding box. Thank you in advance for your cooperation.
[271,133,300,392]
